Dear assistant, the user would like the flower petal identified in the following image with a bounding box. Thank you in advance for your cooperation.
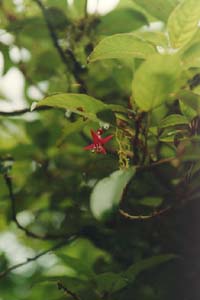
[84,144,95,150]
[101,135,113,144]
[100,146,106,154]
[91,129,101,144]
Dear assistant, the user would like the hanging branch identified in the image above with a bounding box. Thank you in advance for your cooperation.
[3,173,76,240]
[57,281,82,300]
[0,237,76,279]
[33,0,87,93]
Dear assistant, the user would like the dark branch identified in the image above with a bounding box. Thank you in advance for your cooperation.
[0,108,30,116]
[132,113,144,164]
[57,281,82,300]
[0,105,55,117]
[3,173,75,240]
[33,0,87,93]
[0,237,76,279]
[0,106,51,117]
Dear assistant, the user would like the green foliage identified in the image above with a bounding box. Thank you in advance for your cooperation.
[167,0,200,49]
[89,33,156,62]
[132,54,183,111]
[0,0,200,299]
[90,168,135,220]
[98,8,148,35]
[159,114,188,128]
[133,0,178,21]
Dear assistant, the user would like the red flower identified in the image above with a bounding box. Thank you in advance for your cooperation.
[84,129,113,154]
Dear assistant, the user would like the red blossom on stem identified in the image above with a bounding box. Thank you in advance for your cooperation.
[84,129,113,154]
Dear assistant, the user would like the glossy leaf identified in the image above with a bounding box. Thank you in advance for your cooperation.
[36,93,106,121]
[159,114,188,128]
[90,168,135,220]
[98,8,148,35]
[182,42,200,68]
[134,31,169,48]
[132,54,183,111]
[134,0,178,21]
[178,90,200,114]
[89,33,156,63]
[167,0,200,49]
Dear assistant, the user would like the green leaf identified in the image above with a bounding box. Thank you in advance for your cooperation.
[7,17,49,39]
[46,7,70,31]
[178,90,200,114]
[0,43,13,74]
[138,196,163,207]
[159,114,188,128]
[95,272,127,294]
[32,275,86,290]
[159,128,180,143]
[167,0,200,49]
[90,168,136,220]
[98,8,148,35]
[179,100,196,121]
[46,0,68,10]
[95,254,176,294]
[134,0,178,22]
[73,0,87,17]
[30,50,62,80]
[57,119,90,147]
[182,142,200,161]
[134,31,169,48]
[124,254,176,283]
[132,54,183,111]
[182,42,200,68]
[36,93,106,122]
[36,93,129,124]
[89,34,156,63]
[96,109,116,126]
[58,254,95,278]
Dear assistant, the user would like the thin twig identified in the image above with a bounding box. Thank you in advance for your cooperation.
[138,157,177,169]
[119,206,171,220]
[142,112,151,164]
[0,237,76,279]
[57,281,82,300]
[0,108,30,116]
[132,113,144,164]
[3,173,74,240]
[0,106,52,117]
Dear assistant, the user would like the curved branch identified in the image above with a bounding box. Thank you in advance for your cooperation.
[0,236,76,279]
[0,108,30,116]
[3,173,73,240]
[33,0,87,93]
[119,206,171,220]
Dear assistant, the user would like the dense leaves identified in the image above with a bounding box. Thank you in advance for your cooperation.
[0,0,200,299]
